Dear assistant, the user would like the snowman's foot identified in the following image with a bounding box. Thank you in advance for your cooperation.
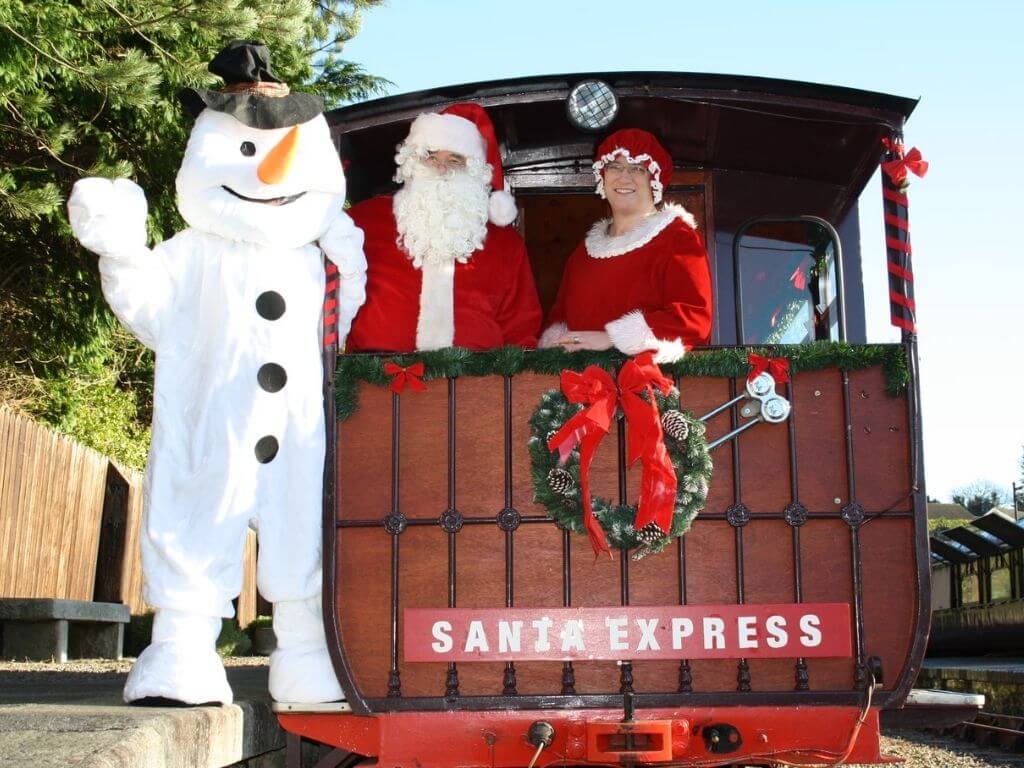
[268,596,343,703]
[123,609,232,705]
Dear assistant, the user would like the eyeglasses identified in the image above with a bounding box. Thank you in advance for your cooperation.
[603,161,650,177]
[421,152,467,171]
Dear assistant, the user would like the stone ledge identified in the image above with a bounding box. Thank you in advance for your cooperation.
[0,662,284,768]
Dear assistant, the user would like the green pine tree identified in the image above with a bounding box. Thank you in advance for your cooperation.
[0,0,388,466]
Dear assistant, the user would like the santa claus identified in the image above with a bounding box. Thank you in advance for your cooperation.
[346,102,541,351]
[539,129,712,361]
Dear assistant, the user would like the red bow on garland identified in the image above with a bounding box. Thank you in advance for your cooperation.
[881,138,929,186]
[384,361,427,394]
[747,353,790,384]
[547,352,677,556]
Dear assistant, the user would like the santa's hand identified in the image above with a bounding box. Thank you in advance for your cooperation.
[68,177,148,258]
[319,213,366,276]
[558,330,614,351]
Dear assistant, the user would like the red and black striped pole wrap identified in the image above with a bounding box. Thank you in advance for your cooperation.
[881,136,926,335]
[322,260,339,348]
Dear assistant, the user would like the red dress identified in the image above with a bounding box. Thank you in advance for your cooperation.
[347,196,542,352]
[542,205,713,361]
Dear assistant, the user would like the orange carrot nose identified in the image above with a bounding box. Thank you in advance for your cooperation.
[257,125,299,185]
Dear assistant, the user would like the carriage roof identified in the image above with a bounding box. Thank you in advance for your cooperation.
[328,71,917,215]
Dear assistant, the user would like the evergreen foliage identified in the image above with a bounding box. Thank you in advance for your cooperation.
[0,0,388,466]
[334,342,911,421]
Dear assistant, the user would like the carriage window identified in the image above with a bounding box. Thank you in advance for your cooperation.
[734,219,842,345]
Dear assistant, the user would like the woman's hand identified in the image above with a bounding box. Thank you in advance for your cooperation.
[557,330,613,351]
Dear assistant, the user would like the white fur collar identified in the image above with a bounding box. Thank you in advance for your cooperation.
[584,204,696,259]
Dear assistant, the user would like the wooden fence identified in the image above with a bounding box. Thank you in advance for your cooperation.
[0,407,258,624]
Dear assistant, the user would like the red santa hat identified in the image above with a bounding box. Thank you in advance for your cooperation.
[592,129,673,204]
[403,102,518,226]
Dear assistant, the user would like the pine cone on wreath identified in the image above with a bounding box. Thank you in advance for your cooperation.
[547,468,574,496]
[636,521,665,545]
[661,410,689,441]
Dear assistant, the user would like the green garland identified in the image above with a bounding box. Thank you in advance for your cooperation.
[334,342,909,421]
[527,389,712,558]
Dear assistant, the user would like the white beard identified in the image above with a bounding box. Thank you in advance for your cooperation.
[393,161,490,268]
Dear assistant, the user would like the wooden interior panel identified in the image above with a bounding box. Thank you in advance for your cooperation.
[395,526,449,697]
[684,520,738,691]
[739,411,791,515]
[454,376,506,519]
[800,520,856,690]
[792,369,849,513]
[848,367,912,512]
[333,364,917,704]
[337,383,391,521]
[743,520,799,691]
[397,381,449,519]
[859,518,917,690]
[336,529,391,698]
[678,377,734,514]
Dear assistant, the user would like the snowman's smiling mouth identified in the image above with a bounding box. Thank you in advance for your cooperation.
[222,186,306,206]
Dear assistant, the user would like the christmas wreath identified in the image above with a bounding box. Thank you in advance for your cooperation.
[528,353,712,559]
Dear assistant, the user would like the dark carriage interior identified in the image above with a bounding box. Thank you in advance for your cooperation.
[328,72,915,345]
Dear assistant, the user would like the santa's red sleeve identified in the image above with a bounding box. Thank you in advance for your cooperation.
[495,232,543,347]
[605,226,713,362]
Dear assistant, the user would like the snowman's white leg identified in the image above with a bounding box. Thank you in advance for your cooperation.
[256,400,341,703]
[123,608,232,704]
[267,594,343,703]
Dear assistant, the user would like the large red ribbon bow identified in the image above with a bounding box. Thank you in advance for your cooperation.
[384,361,427,394]
[547,352,677,556]
[881,138,928,186]
[747,353,790,384]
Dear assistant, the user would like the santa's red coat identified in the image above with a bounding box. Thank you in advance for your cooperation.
[346,196,542,352]
[544,207,713,356]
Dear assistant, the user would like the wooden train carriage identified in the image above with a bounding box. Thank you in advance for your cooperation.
[278,74,947,767]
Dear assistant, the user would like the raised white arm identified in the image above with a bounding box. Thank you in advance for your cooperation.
[318,212,367,347]
[68,178,177,351]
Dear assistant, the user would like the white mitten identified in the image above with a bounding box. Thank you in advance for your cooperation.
[318,213,367,343]
[68,177,148,258]
[268,595,344,703]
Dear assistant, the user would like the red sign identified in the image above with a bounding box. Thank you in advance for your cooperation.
[404,604,851,662]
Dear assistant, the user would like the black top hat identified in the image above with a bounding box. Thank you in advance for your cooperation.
[180,40,323,130]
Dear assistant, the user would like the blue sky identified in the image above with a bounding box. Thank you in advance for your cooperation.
[343,0,1024,504]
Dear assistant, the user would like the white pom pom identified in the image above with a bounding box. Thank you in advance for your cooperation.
[488,189,518,226]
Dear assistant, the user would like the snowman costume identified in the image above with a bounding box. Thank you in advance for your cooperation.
[67,41,365,705]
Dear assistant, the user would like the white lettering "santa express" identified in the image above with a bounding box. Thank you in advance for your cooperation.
[403,604,851,662]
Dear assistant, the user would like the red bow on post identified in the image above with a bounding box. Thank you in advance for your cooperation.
[747,353,790,384]
[881,138,929,186]
[384,361,427,394]
[546,352,678,556]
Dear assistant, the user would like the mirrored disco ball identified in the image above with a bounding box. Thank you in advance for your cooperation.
[566,80,618,131]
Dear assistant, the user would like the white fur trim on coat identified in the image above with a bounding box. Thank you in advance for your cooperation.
[415,259,456,350]
[605,310,686,363]
[489,188,518,226]
[406,112,487,161]
[538,322,568,348]
[585,204,697,259]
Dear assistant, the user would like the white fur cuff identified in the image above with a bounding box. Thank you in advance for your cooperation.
[538,322,568,348]
[406,112,486,161]
[605,310,686,363]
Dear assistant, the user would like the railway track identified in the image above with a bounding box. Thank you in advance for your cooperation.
[955,712,1024,753]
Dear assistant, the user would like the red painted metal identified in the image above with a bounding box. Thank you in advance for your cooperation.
[586,719,678,762]
[278,706,897,766]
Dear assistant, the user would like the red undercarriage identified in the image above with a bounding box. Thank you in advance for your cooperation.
[278,706,898,767]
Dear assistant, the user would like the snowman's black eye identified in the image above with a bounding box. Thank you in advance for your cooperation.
[240,141,256,157]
